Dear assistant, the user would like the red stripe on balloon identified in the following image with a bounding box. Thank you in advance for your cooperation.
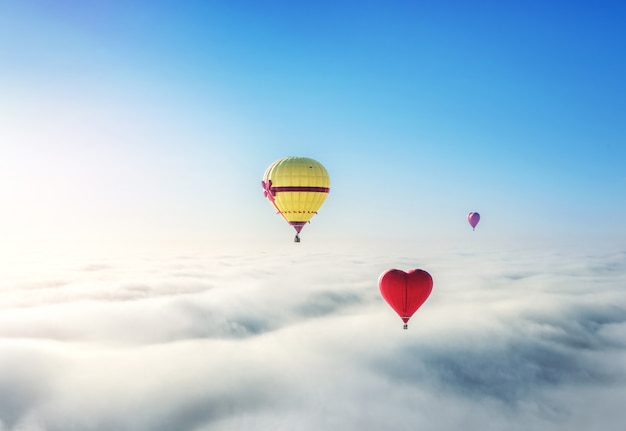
[272,186,330,193]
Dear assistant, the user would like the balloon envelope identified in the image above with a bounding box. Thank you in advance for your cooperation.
[468,212,480,230]
[261,157,330,238]
[379,269,433,329]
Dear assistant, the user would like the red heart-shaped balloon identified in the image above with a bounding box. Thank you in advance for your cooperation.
[379,269,433,329]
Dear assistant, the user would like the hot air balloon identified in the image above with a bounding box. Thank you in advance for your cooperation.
[468,212,480,230]
[261,156,330,242]
[379,269,433,329]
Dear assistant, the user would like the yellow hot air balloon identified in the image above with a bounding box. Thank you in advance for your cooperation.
[261,156,330,242]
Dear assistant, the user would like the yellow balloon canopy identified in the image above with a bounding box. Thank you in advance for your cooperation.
[261,157,330,241]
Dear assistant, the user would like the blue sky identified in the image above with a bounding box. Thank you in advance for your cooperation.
[1,1,624,243]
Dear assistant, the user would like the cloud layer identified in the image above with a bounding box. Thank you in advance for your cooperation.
[1,241,625,430]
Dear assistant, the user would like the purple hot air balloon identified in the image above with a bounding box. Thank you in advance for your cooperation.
[468,212,480,231]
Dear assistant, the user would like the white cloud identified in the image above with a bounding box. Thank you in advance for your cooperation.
[0,240,625,430]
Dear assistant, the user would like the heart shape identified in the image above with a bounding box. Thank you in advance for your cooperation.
[379,269,433,329]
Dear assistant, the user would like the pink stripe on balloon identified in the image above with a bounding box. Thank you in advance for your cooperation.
[289,221,307,233]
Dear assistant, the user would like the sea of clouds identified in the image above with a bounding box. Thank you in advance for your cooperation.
[1,239,625,430]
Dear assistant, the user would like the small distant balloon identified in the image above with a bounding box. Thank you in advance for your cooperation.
[468,212,480,231]
[379,269,433,329]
